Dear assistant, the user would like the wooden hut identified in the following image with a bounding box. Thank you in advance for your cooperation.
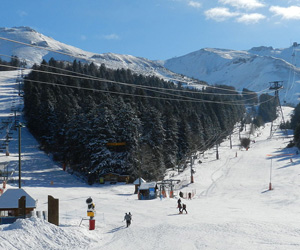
[138,182,158,200]
[133,178,146,194]
[0,188,36,224]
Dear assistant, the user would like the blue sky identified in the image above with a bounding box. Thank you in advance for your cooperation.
[1,0,300,60]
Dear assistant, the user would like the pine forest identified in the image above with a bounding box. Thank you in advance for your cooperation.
[23,58,246,183]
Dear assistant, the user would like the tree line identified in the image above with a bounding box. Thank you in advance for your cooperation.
[0,56,24,71]
[23,58,247,183]
[289,103,300,147]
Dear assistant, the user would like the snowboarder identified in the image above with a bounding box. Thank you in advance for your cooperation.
[182,203,187,214]
[124,212,132,227]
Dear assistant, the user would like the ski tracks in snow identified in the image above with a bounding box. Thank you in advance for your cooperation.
[199,153,242,198]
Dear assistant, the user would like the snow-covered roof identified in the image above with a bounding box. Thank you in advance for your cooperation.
[139,182,157,190]
[0,188,36,209]
[133,178,146,185]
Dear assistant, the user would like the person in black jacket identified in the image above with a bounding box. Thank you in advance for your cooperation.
[182,203,188,214]
[124,213,132,227]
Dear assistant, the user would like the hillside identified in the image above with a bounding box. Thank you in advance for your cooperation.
[0,27,199,86]
[163,46,300,106]
[1,71,300,249]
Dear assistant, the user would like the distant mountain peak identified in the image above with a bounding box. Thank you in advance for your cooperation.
[164,45,300,106]
[0,26,196,86]
[250,46,274,51]
[1,26,36,33]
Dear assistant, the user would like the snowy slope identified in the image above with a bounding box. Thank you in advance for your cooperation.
[164,46,300,106]
[0,27,197,85]
[0,71,300,249]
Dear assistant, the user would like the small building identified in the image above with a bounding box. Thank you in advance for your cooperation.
[133,178,146,194]
[0,188,36,224]
[138,182,158,200]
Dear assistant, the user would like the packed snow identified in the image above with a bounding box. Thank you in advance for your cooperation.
[0,70,300,249]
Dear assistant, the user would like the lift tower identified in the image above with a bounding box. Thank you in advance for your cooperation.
[269,81,283,98]
[269,81,287,136]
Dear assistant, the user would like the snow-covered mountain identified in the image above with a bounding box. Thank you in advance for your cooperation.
[0,27,196,85]
[1,26,300,105]
[163,46,300,106]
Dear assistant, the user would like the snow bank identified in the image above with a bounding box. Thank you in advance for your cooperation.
[0,217,99,250]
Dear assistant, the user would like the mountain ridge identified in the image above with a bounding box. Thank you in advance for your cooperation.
[0,26,199,86]
[163,45,300,106]
[1,26,300,105]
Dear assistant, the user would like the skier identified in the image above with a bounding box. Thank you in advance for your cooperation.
[124,212,132,227]
[177,198,182,208]
[182,203,188,214]
[178,202,182,214]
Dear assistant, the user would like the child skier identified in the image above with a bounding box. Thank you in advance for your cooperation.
[182,203,188,214]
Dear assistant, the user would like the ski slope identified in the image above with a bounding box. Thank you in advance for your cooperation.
[0,70,300,250]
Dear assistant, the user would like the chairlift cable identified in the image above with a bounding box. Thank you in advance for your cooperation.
[0,64,267,106]
[0,39,275,98]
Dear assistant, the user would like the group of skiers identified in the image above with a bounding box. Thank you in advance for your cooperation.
[122,196,189,228]
[87,193,190,230]
[177,198,188,214]
[122,197,189,228]
[122,198,188,228]
[87,195,189,229]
